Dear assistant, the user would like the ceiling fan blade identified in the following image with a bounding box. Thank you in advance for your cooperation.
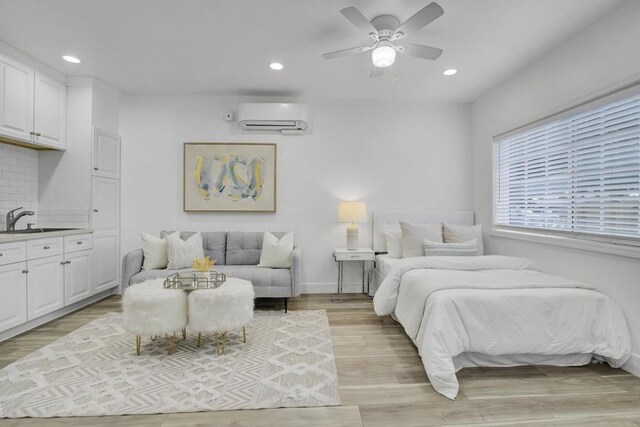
[322,45,373,60]
[340,7,378,40]
[370,64,384,78]
[398,43,443,60]
[393,2,444,40]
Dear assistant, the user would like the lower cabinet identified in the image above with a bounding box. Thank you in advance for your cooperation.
[27,255,65,321]
[0,262,28,331]
[64,250,92,305]
[93,233,119,293]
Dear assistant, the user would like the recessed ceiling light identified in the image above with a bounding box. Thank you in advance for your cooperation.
[269,62,284,71]
[443,68,457,76]
[62,55,81,64]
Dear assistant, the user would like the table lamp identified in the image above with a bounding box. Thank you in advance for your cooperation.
[338,201,367,250]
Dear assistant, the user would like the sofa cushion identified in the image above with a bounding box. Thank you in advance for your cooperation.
[161,231,226,265]
[130,265,291,291]
[226,231,286,265]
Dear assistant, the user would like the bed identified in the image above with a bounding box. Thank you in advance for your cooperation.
[371,211,632,400]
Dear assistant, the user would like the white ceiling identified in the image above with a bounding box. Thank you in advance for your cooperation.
[0,0,625,102]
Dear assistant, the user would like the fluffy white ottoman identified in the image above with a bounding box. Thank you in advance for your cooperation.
[188,278,255,354]
[123,279,188,355]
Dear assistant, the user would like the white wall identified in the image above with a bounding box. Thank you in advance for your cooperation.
[120,96,471,291]
[471,0,640,374]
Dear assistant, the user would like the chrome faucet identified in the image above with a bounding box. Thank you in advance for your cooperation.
[5,207,35,231]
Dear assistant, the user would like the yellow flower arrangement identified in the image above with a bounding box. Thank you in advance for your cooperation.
[192,256,216,272]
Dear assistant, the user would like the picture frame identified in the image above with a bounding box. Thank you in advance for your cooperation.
[184,142,276,212]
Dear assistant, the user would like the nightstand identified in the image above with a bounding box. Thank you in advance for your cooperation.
[332,248,375,303]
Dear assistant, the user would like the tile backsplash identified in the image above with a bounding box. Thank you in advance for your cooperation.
[0,143,89,230]
[0,143,38,230]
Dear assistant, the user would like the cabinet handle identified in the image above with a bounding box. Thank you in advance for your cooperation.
[35,133,41,137]
[0,253,3,257]
[43,245,50,250]
[60,261,66,265]
[29,131,35,135]
[94,167,99,171]
[22,269,28,274]
[66,260,72,264]
[77,241,83,245]
[93,209,98,212]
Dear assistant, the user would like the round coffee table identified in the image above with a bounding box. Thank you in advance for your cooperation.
[187,278,255,354]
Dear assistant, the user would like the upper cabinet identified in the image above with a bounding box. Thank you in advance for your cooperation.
[93,127,121,179]
[34,72,66,149]
[0,54,34,142]
[0,52,66,150]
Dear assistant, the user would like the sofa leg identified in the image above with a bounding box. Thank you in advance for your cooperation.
[284,297,288,313]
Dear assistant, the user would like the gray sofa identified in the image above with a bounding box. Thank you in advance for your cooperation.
[121,231,301,311]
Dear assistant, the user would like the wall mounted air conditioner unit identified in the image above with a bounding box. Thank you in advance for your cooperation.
[238,103,308,134]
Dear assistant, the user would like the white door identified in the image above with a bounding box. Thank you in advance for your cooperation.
[0,262,28,332]
[92,177,120,293]
[34,72,66,149]
[92,128,121,179]
[0,54,34,142]
[27,255,64,321]
[64,250,92,305]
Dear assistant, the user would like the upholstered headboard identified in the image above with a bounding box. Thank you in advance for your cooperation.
[372,210,475,253]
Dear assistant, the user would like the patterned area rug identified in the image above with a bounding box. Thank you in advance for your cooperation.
[0,310,340,418]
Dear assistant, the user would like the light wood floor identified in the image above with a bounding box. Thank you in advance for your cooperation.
[1,294,640,427]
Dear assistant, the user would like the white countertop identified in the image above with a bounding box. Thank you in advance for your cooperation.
[0,229,93,244]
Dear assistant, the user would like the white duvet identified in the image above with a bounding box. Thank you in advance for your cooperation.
[373,256,631,399]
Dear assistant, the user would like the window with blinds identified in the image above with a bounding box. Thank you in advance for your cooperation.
[494,91,640,243]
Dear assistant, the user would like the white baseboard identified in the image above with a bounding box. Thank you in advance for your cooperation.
[623,353,640,377]
[0,287,118,342]
[301,282,367,294]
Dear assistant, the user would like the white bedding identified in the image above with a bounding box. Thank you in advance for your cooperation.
[373,255,631,399]
[375,254,402,277]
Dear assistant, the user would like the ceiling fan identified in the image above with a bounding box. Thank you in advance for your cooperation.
[322,2,444,77]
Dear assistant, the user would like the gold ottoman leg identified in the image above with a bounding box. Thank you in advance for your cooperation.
[215,332,227,355]
[136,335,141,355]
[182,328,187,340]
[197,332,202,347]
[243,326,247,343]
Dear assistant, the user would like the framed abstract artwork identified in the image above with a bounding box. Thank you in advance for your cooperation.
[184,143,276,212]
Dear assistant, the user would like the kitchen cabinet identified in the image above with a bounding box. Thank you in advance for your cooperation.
[0,52,66,149]
[27,254,65,321]
[93,127,121,179]
[92,177,120,293]
[34,72,67,149]
[0,54,34,142]
[64,250,92,306]
[0,262,28,332]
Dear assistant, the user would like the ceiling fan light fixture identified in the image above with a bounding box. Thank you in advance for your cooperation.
[371,44,396,68]
[269,62,284,71]
[62,55,81,64]
[443,68,457,76]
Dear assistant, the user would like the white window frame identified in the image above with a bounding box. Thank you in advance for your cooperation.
[492,81,640,259]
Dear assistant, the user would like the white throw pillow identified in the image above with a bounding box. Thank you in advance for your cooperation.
[141,232,168,270]
[258,231,294,268]
[165,232,204,270]
[423,239,477,256]
[443,223,484,255]
[384,229,402,258]
[400,221,443,258]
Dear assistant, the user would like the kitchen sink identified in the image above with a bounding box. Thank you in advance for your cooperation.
[0,228,79,235]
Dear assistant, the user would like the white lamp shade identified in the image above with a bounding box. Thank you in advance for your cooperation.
[338,201,367,223]
[371,45,396,68]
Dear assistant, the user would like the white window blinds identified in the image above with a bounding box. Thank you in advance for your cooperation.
[494,91,640,243]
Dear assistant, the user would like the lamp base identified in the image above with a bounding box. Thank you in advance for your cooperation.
[346,223,359,250]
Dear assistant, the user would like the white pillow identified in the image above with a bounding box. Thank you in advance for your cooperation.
[423,239,477,256]
[384,229,402,258]
[165,232,204,270]
[443,223,484,255]
[141,232,168,270]
[258,231,294,268]
[400,221,443,258]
